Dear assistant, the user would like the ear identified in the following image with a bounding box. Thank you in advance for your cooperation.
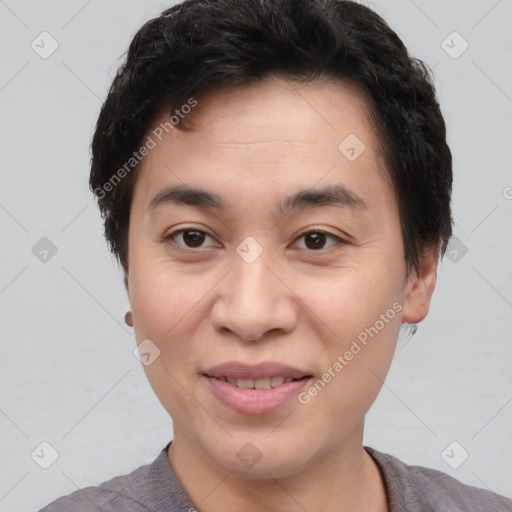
[401,241,441,324]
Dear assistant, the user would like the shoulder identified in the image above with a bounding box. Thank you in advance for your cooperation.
[365,446,512,512]
[38,462,154,512]
[37,445,185,512]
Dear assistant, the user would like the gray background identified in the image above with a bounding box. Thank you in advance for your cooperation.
[0,0,511,510]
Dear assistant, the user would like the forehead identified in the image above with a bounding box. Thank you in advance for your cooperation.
[175,77,377,155]
[132,76,392,216]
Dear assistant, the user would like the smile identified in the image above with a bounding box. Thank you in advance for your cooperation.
[212,376,305,389]
[202,362,313,415]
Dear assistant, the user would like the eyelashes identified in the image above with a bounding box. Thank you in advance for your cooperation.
[164,229,216,248]
[163,228,345,252]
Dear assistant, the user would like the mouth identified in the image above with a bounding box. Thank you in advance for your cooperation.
[203,361,312,385]
[207,375,310,390]
[201,362,313,414]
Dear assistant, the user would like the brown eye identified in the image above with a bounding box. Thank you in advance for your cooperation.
[305,232,327,250]
[182,230,205,247]
[295,230,343,251]
[165,229,217,249]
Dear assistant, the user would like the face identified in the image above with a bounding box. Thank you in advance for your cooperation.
[125,77,437,478]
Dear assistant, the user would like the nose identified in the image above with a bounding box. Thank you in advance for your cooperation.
[210,251,299,342]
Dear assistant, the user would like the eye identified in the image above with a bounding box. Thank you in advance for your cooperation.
[164,228,219,249]
[294,230,344,251]
[163,228,344,251]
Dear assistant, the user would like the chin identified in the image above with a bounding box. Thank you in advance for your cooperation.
[203,433,318,480]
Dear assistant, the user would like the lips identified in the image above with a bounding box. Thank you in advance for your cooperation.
[202,361,313,414]
[203,361,311,382]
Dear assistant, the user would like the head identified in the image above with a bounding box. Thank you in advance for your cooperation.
[90,0,452,478]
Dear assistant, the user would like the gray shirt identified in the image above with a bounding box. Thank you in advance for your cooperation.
[38,442,512,511]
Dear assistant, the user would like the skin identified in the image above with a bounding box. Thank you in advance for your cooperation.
[124,76,439,512]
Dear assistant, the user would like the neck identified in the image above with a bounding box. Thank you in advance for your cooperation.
[167,426,389,512]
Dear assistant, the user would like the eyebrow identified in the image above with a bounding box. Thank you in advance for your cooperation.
[147,184,367,216]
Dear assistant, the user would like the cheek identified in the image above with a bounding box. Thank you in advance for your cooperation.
[293,263,403,340]
[293,266,403,409]
[129,252,214,335]
[129,261,208,422]
[301,305,401,435]
[128,255,226,394]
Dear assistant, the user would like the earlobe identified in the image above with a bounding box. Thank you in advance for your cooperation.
[401,242,441,324]
[123,274,133,327]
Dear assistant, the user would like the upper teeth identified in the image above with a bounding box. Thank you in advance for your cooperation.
[219,376,295,389]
